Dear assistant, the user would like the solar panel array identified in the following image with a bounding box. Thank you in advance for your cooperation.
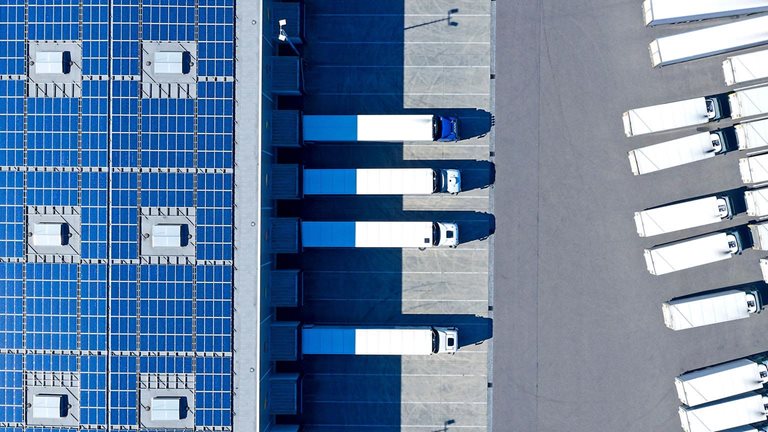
[0,0,235,429]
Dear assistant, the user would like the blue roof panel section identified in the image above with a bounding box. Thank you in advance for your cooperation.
[0,0,235,429]
[303,115,359,141]
[301,221,357,247]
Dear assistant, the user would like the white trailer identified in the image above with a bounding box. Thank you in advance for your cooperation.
[740,153,768,184]
[735,118,768,150]
[730,86,768,120]
[745,187,768,217]
[301,221,459,248]
[634,196,733,237]
[622,98,720,137]
[644,231,743,275]
[676,358,768,407]
[649,15,768,67]
[663,289,762,331]
[679,392,768,432]
[644,0,768,26]
[628,133,724,175]
[302,168,461,195]
[301,325,459,355]
[724,49,768,86]
[750,222,768,250]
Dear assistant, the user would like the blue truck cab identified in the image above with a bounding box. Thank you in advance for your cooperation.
[433,115,460,142]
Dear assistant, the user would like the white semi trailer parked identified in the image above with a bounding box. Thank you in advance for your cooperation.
[745,187,768,217]
[634,196,733,237]
[740,153,768,184]
[733,118,768,150]
[644,231,744,275]
[643,0,768,26]
[679,392,768,432]
[676,358,768,407]
[649,15,768,67]
[628,132,725,175]
[301,325,459,355]
[663,289,762,331]
[724,49,768,86]
[623,87,768,137]
[623,97,722,137]
[303,168,461,195]
[301,221,459,248]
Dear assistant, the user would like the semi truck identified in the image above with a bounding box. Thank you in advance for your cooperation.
[634,196,733,237]
[724,49,768,86]
[302,114,460,142]
[644,231,744,275]
[303,168,461,195]
[643,0,768,26]
[649,15,768,67]
[663,289,762,331]
[623,87,768,137]
[627,132,725,175]
[628,120,768,174]
[676,357,768,407]
[301,221,459,248]
[740,154,768,184]
[745,187,768,217]
[301,325,459,355]
[678,392,768,432]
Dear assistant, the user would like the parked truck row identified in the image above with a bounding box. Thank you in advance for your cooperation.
[623,86,768,138]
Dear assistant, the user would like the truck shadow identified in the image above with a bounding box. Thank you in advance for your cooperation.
[668,281,767,303]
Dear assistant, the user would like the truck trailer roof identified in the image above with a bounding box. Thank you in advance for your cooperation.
[730,85,768,120]
[663,290,753,330]
[736,118,768,150]
[644,0,768,26]
[301,326,435,355]
[623,99,708,137]
[724,49,768,86]
[676,359,766,407]
[634,196,726,237]
[649,15,768,67]
[746,187,768,217]
[740,153,768,184]
[645,232,736,275]
[303,168,435,195]
[679,393,768,432]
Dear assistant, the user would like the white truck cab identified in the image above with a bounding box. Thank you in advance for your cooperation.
[435,222,459,248]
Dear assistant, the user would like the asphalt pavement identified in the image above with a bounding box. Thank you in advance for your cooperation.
[493,1,768,431]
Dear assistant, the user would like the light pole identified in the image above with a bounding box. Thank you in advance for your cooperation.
[278,19,301,57]
[277,19,304,91]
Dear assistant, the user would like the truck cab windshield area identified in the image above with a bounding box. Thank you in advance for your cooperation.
[431,329,440,354]
[432,222,440,246]
[432,170,439,192]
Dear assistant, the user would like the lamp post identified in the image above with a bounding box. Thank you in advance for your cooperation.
[278,19,301,57]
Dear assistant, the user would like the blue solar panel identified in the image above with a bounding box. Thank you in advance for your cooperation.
[0,0,236,427]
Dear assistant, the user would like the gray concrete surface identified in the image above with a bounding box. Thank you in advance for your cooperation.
[493,1,768,431]
[294,0,493,430]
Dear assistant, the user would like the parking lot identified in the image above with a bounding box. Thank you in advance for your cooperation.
[494,1,768,431]
[288,0,493,431]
